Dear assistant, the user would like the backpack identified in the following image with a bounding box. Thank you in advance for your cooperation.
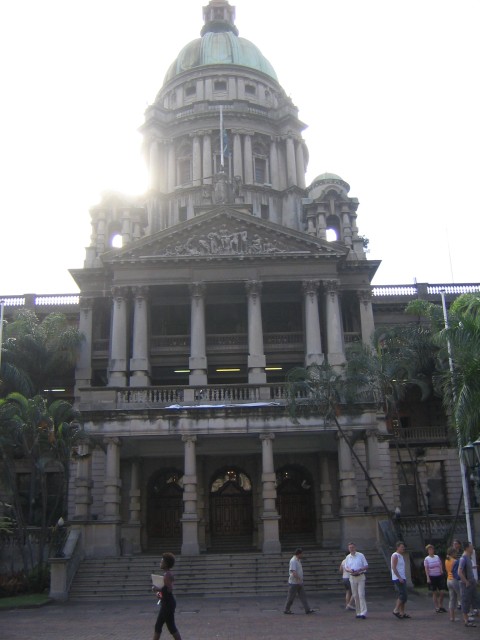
[452,557,460,581]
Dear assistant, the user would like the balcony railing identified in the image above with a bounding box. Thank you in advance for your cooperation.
[77,382,381,410]
[392,425,450,443]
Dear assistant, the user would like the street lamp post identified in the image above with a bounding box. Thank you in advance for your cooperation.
[0,299,5,372]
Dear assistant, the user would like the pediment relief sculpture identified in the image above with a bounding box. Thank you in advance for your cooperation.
[106,210,347,262]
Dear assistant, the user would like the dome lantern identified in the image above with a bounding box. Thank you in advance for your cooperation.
[201,0,239,37]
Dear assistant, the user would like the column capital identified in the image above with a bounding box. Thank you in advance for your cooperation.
[246,280,262,297]
[302,280,320,295]
[336,429,353,442]
[111,286,129,300]
[357,289,372,304]
[323,279,340,295]
[189,282,206,298]
[79,296,95,310]
[365,428,379,440]
[182,434,198,444]
[260,433,275,442]
[132,285,149,300]
[104,436,122,447]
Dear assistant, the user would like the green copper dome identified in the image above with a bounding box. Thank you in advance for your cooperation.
[164,1,278,83]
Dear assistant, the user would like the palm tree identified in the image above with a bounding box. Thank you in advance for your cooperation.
[407,293,480,443]
[0,392,84,583]
[0,309,83,398]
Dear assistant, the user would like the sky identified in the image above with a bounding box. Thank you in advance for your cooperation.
[1,0,479,295]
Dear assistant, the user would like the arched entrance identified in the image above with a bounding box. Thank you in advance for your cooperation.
[276,465,315,540]
[209,467,253,550]
[147,469,184,547]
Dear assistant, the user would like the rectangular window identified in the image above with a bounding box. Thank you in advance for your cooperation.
[179,206,187,222]
[245,84,256,95]
[178,158,192,185]
[214,80,227,92]
[185,85,196,97]
[254,158,267,183]
[261,204,269,220]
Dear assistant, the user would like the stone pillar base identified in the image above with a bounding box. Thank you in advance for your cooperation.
[181,516,200,555]
[340,513,383,549]
[129,372,150,387]
[262,514,281,554]
[121,524,142,554]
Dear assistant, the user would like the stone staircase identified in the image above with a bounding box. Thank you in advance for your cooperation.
[68,548,390,600]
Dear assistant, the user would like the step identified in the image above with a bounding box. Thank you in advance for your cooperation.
[68,549,390,600]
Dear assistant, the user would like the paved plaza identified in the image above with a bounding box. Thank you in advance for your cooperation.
[1,591,479,640]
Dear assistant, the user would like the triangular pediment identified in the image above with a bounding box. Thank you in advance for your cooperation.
[103,206,348,263]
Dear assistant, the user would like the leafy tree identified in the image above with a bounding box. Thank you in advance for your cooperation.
[0,393,85,587]
[0,310,83,398]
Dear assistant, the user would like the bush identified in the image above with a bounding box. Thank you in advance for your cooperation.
[0,571,29,597]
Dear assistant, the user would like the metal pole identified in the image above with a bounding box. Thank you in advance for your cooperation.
[0,299,5,372]
[440,289,476,575]
[219,105,224,169]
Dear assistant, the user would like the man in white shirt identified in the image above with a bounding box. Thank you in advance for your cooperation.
[283,548,315,615]
[344,542,368,619]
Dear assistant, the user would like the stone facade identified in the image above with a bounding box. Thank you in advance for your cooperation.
[2,1,480,559]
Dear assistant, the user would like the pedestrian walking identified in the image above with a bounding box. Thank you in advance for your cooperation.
[458,541,478,628]
[152,552,183,640]
[391,541,410,619]
[344,542,368,619]
[283,548,315,615]
[339,552,355,611]
[424,544,447,613]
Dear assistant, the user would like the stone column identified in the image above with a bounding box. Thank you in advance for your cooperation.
[149,139,162,191]
[167,142,176,191]
[73,441,92,520]
[128,459,141,525]
[108,287,129,387]
[358,289,375,348]
[246,280,266,384]
[286,136,297,187]
[295,140,306,189]
[192,135,202,186]
[365,430,383,511]
[181,435,200,555]
[103,437,122,521]
[121,208,132,246]
[269,138,280,190]
[337,431,358,512]
[244,134,253,184]
[76,297,93,390]
[159,141,168,192]
[324,280,345,366]
[189,282,208,386]
[202,132,212,184]
[302,280,323,366]
[260,434,281,553]
[233,132,243,181]
[130,286,150,387]
[320,457,333,516]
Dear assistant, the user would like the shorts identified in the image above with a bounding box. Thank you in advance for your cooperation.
[343,578,351,591]
[428,575,446,591]
[393,579,408,602]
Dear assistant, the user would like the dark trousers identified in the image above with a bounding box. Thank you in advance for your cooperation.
[284,583,311,612]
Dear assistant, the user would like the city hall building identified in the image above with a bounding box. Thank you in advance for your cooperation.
[3,1,477,562]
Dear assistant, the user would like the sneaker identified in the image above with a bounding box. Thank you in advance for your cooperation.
[305,609,316,614]
[356,615,366,619]
[283,611,294,615]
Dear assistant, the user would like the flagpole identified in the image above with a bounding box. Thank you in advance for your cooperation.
[220,105,224,169]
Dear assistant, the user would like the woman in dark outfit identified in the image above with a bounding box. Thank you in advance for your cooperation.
[153,552,182,640]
